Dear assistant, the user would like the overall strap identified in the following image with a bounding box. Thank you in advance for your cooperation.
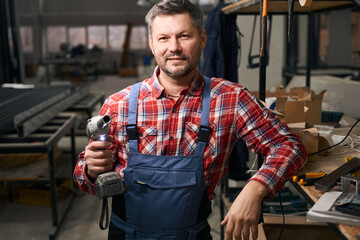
[128,82,141,125]
[126,77,212,155]
[195,76,211,156]
[127,82,141,152]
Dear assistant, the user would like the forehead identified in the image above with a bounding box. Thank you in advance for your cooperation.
[151,13,196,35]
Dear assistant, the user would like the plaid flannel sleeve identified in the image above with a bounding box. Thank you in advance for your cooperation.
[237,89,307,199]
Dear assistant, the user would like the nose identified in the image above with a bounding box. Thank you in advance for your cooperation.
[168,37,181,53]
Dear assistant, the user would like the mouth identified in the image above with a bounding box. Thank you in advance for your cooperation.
[166,54,186,62]
[167,57,185,61]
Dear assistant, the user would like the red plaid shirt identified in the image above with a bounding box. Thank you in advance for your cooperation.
[74,68,307,200]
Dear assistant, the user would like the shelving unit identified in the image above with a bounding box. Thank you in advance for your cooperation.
[222,0,356,15]
[222,0,359,97]
[220,1,360,239]
[0,112,77,240]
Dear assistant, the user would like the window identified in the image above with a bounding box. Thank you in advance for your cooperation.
[44,24,151,53]
[20,26,33,52]
[69,27,86,47]
[47,26,66,52]
[108,25,127,51]
[130,26,147,50]
[88,25,107,49]
[199,0,218,5]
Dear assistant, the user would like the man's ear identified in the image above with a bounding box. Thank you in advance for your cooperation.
[148,35,155,55]
[200,29,207,49]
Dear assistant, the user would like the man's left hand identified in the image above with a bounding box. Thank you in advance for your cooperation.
[221,180,268,240]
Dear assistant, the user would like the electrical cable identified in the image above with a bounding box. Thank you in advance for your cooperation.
[308,118,360,157]
[246,154,259,174]
[278,191,285,240]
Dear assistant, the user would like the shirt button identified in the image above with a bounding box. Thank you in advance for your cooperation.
[172,108,177,113]
[170,136,174,141]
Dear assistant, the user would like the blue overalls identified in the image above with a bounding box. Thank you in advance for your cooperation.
[109,76,212,240]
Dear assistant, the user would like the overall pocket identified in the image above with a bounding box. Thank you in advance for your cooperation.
[131,167,199,229]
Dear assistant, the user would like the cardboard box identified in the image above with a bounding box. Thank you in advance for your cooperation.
[254,86,327,162]
[292,127,335,163]
[252,85,290,99]
[296,128,319,162]
[275,88,326,125]
[253,86,325,125]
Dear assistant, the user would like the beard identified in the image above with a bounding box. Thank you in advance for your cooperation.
[162,62,193,79]
[156,48,202,79]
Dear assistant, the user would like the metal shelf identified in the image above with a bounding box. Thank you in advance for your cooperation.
[222,0,357,15]
[0,112,77,240]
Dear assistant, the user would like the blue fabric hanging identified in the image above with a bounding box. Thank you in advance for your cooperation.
[201,3,239,83]
[201,4,250,181]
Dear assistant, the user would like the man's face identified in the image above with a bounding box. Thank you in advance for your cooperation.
[148,13,206,80]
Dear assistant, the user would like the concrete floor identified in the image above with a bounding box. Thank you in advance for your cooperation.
[0,75,223,240]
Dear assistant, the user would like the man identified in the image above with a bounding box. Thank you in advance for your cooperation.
[73,0,307,239]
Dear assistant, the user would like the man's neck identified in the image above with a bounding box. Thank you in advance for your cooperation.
[157,68,197,97]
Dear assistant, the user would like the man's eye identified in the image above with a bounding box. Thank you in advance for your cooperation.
[181,35,190,39]
[159,37,167,41]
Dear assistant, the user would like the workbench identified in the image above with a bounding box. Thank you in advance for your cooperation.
[290,116,360,240]
[220,115,360,239]
[41,56,100,84]
[0,112,77,240]
[67,92,105,120]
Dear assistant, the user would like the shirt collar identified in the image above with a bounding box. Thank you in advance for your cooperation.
[151,66,204,99]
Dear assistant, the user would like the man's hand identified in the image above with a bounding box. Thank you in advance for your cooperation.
[221,180,268,240]
[84,135,114,179]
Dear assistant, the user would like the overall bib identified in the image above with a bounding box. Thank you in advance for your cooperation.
[110,76,212,240]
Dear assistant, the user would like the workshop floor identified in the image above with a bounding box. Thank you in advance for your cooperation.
[0,76,222,240]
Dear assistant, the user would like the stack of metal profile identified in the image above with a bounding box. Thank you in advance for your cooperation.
[0,84,88,137]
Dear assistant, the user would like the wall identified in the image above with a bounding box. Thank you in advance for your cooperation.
[235,15,285,92]
[327,9,352,66]
[235,9,354,92]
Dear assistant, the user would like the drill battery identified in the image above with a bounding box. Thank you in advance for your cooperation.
[95,172,126,199]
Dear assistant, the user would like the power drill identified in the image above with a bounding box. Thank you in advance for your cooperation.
[86,115,126,229]
[86,115,126,199]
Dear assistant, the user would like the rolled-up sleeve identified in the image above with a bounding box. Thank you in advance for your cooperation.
[236,88,307,199]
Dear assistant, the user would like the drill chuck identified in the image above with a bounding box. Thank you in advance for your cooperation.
[86,115,111,141]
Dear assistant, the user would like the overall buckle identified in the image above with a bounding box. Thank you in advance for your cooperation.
[198,125,211,143]
[126,124,138,140]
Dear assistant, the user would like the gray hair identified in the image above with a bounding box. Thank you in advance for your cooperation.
[145,0,204,36]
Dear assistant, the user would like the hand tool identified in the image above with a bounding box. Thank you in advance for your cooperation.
[293,171,326,186]
[315,157,360,192]
[86,115,126,229]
